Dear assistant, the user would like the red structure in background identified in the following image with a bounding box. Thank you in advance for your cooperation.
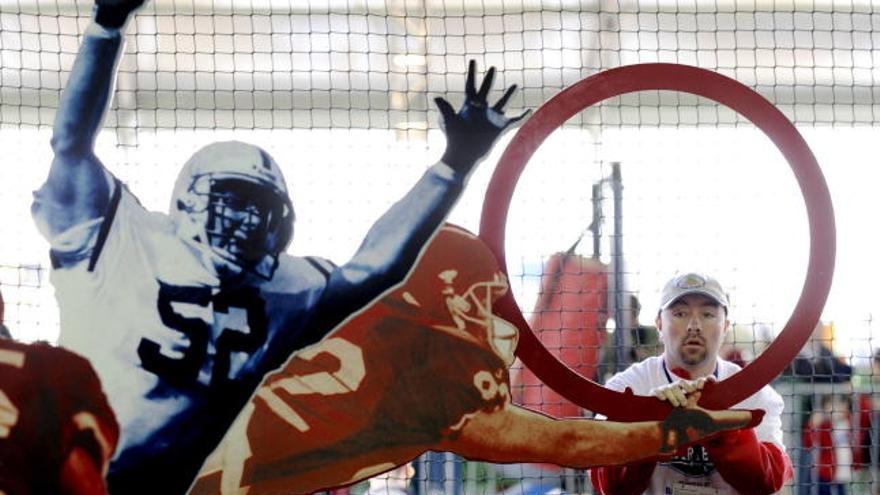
[512,252,608,419]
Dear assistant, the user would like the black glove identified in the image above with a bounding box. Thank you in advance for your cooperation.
[659,406,764,453]
[94,0,146,29]
[434,59,529,175]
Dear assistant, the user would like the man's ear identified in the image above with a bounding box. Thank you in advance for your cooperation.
[655,312,663,331]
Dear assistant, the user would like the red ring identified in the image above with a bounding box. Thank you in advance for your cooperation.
[479,63,835,420]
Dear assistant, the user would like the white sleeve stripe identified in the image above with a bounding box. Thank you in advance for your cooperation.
[72,411,114,475]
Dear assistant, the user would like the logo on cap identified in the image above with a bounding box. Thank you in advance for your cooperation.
[677,273,708,290]
[659,272,728,311]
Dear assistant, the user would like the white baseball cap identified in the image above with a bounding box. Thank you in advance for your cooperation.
[658,272,729,311]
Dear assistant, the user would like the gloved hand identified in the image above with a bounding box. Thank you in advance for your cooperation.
[94,0,146,29]
[434,59,529,175]
[659,405,765,454]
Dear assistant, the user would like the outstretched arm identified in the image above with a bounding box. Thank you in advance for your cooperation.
[444,402,760,469]
[446,405,666,468]
[309,61,528,339]
[32,0,143,240]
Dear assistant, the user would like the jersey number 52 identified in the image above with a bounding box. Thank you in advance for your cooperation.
[138,282,268,388]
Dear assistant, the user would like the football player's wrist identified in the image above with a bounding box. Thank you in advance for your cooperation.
[433,160,467,182]
[86,20,124,38]
[440,149,477,172]
[646,422,670,454]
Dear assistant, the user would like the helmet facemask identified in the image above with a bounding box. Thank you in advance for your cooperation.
[170,141,295,281]
[178,174,293,280]
[443,272,518,365]
[396,226,520,365]
[444,272,508,330]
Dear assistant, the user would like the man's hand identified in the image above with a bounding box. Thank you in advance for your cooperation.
[660,405,764,454]
[94,0,146,29]
[434,59,529,175]
[650,376,714,407]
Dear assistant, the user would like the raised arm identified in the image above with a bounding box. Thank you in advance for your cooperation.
[304,61,528,338]
[32,0,143,239]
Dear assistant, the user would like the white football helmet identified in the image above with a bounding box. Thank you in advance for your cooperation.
[170,141,294,279]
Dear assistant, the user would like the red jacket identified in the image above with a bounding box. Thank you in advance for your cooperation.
[591,427,792,494]
[853,394,873,469]
[802,409,855,483]
[802,415,836,482]
[591,363,792,494]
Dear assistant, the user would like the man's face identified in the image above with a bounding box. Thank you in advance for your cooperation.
[656,294,729,373]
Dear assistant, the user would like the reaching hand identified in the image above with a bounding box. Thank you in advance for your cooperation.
[94,0,147,29]
[650,376,714,408]
[659,405,764,454]
[434,59,530,175]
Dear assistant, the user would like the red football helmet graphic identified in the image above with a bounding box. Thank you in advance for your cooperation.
[393,225,518,366]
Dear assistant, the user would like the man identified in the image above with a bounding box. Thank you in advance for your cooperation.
[32,0,525,492]
[190,227,762,495]
[591,272,793,494]
[802,394,852,495]
[0,288,119,494]
[854,349,880,494]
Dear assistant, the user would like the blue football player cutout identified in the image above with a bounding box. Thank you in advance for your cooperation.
[30,1,527,493]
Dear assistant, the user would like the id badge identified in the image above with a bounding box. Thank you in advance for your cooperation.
[670,481,721,495]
